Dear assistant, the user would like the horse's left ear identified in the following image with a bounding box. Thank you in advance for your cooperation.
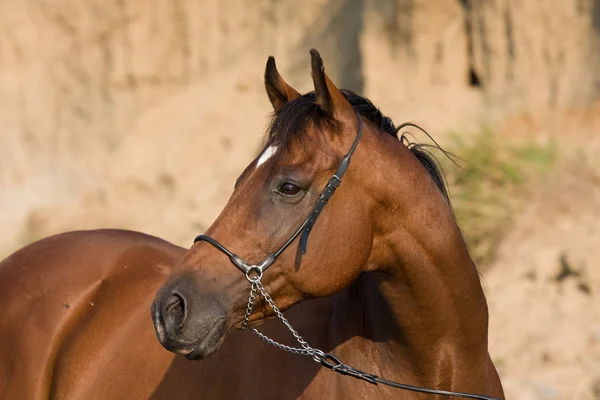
[265,56,301,111]
[310,49,355,123]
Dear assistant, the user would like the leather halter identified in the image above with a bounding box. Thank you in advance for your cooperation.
[191,110,499,400]
[193,109,363,277]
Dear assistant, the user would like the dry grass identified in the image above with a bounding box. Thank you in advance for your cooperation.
[439,128,557,267]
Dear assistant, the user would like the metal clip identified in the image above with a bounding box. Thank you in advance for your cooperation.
[319,353,378,384]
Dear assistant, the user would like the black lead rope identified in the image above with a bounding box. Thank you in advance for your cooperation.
[320,353,498,400]
[193,110,500,400]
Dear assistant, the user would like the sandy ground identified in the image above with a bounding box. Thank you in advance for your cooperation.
[486,135,600,399]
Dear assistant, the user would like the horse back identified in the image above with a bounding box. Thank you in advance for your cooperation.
[0,229,185,399]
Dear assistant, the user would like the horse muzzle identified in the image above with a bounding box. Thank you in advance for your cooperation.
[151,275,229,360]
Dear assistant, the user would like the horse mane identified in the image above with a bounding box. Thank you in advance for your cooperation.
[267,90,454,208]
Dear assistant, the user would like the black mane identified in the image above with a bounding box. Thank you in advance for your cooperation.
[267,90,452,205]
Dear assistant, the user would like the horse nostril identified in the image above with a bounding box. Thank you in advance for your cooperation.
[164,292,187,329]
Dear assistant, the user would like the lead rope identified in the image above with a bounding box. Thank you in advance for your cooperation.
[241,275,500,400]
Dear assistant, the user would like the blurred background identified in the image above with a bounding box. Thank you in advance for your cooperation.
[1,0,599,398]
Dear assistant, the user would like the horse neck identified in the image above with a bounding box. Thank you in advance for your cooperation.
[332,128,489,376]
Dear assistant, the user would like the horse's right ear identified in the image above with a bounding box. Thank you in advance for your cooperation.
[264,56,301,111]
[310,49,354,121]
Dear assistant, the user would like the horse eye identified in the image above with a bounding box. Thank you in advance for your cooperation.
[278,182,302,197]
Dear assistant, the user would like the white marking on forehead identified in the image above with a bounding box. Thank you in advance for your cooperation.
[255,145,279,168]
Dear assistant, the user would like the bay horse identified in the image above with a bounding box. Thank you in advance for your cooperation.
[151,50,505,399]
[0,49,504,399]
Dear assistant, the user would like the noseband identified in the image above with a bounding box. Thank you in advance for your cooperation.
[192,110,498,400]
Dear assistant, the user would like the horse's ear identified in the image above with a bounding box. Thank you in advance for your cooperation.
[265,56,301,111]
[310,49,354,121]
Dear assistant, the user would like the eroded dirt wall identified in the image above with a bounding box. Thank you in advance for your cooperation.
[1,0,599,254]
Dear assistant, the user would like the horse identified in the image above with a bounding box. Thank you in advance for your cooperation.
[151,50,505,399]
[0,49,504,399]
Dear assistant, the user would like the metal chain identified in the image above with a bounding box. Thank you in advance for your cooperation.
[241,280,257,330]
[239,275,500,400]
[241,277,325,361]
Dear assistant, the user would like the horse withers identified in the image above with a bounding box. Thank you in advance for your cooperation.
[152,50,505,399]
